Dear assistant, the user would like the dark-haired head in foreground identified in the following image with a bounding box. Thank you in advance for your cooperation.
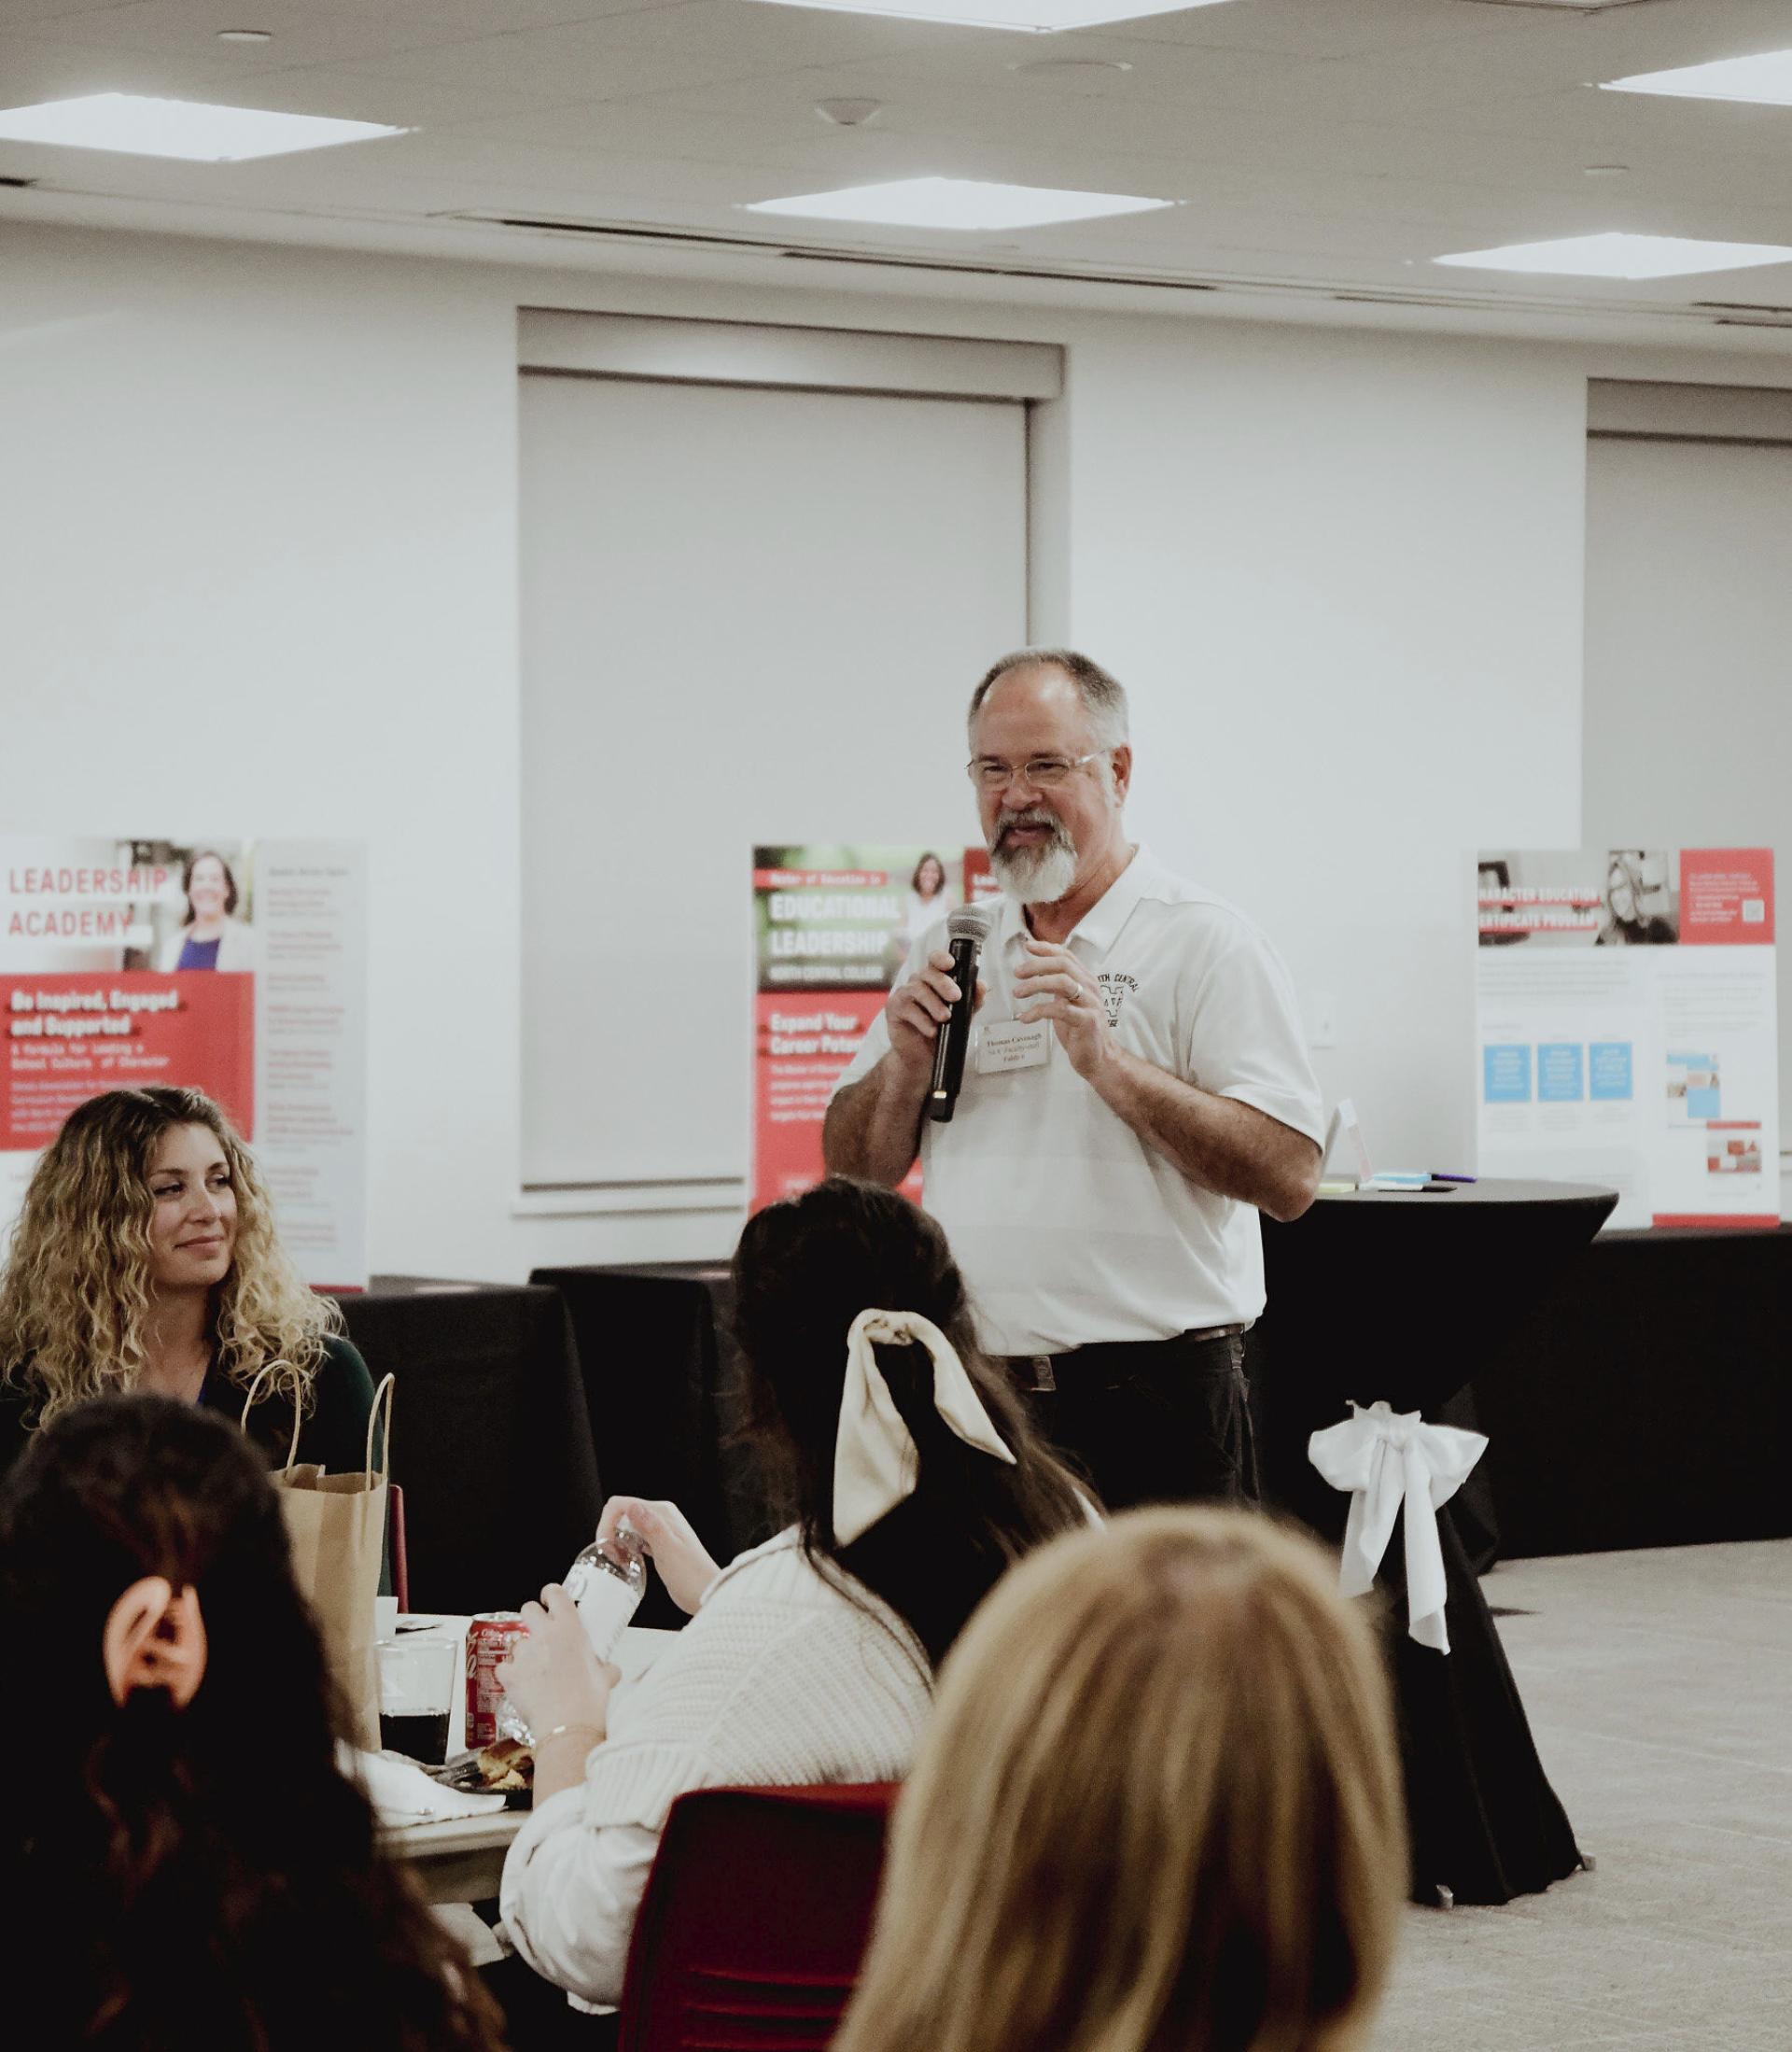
[0,1396,505,2052]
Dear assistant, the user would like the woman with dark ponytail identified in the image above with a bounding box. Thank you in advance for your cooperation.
[496,1176,1092,2014]
[728,1173,1099,1665]
[0,1395,507,2052]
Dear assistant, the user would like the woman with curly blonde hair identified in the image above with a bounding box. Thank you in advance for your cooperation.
[835,1507,1407,2052]
[0,1087,372,1476]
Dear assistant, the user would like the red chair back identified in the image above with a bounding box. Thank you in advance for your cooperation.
[616,1783,898,2052]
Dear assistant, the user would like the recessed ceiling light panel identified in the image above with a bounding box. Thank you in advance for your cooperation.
[744,0,1237,31]
[0,92,405,162]
[1604,49,1792,106]
[746,176,1173,230]
[1435,232,1792,279]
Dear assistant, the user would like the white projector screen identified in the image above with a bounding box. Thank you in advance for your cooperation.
[519,370,1028,1195]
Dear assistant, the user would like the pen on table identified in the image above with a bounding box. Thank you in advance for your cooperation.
[1431,1173,1477,1183]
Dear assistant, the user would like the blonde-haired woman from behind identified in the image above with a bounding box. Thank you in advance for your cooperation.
[836,1507,1407,2052]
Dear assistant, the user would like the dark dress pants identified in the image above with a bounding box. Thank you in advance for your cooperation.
[1015,1329,1258,1512]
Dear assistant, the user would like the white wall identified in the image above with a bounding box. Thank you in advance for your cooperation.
[3,220,1782,1275]
[1053,320,1590,1173]
[1584,435,1792,1212]
[0,232,544,1280]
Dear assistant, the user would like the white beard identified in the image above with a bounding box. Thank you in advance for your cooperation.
[990,836,1080,907]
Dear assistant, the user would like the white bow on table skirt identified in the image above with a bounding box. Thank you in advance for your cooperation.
[1308,1399,1488,1654]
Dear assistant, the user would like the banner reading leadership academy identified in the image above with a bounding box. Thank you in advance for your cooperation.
[1474,847,1778,1230]
[2,836,369,1289]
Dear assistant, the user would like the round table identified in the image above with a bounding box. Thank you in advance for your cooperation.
[1256,1177,1617,1906]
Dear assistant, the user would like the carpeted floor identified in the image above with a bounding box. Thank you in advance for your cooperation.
[1372,1539,1792,2052]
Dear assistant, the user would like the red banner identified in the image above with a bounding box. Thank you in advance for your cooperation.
[1678,848,1774,946]
[750,843,990,1214]
[3,972,255,1151]
[751,991,923,1210]
[1652,1214,1779,1230]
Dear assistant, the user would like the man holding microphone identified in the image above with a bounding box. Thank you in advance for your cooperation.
[824,649,1323,1510]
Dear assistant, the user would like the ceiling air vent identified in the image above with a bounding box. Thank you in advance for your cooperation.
[482,217,757,249]
[448,211,1224,290]
[1691,299,1792,330]
[450,212,1792,330]
[777,247,1218,291]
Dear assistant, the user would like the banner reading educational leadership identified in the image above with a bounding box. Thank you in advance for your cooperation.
[751,844,980,1213]
[1474,847,1778,1230]
[2,835,370,1289]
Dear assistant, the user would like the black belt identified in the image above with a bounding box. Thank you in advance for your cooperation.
[997,1324,1252,1393]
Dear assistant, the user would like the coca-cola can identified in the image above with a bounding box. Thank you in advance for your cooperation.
[466,1611,528,1750]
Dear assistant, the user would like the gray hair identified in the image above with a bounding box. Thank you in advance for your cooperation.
[968,648,1130,752]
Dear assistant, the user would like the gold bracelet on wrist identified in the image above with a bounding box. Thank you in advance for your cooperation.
[539,1721,604,1746]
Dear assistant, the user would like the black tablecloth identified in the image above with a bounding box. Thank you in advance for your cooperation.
[529,1264,770,1628]
[1475,1221,1792,1556]
[1257,1177,1617,1906]
[340,1277,603,1616]
[1256,1178,1619,1529]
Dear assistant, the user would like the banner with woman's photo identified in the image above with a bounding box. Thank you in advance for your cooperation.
[751,844,987,1212]
[2,836,369,1287]
[1474,847,1778,1229]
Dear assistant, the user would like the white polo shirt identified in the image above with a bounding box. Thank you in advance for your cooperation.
[833,849,1323,1357]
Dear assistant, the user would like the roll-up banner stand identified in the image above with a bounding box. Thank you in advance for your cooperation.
[1474,847,1777,1230]
[751,843,992,1214]
[2,836,369,1290]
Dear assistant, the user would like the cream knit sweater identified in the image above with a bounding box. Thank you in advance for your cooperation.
[498,1527,931,2008]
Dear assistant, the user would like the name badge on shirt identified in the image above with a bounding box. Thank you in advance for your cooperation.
[976,1019,1052,1075]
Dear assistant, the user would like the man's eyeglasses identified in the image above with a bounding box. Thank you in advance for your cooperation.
[966,751,1107,792]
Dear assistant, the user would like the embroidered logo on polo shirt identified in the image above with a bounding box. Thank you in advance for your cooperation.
[1097,972,1138,1027]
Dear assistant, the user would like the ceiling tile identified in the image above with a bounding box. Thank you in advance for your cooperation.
[29,0,691,65]
[1087,0,1538,60]
[602,35,1285,126]
[0,0,153,19]
[312,2,981,102]
[0,28,280,102]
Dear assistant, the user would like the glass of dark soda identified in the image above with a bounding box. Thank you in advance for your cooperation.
[377,1636,456,1765]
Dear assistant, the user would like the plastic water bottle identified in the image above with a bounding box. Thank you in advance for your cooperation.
[495,1520,647,1745]
[564,1518,648,1663]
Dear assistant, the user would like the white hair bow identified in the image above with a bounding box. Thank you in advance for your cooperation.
[833,1308,1016,1546]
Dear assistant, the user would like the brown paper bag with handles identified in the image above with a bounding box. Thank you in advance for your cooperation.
[243,1369,394,1750]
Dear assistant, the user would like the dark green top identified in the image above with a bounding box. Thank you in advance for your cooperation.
[0,1332,378,1485]
[215,1334,379,1478]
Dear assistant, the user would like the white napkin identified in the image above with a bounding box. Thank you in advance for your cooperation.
[341,1743,507,1825]
[1308,1399,1487,1654]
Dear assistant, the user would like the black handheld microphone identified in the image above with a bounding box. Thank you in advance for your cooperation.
[927,904,993,1124]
